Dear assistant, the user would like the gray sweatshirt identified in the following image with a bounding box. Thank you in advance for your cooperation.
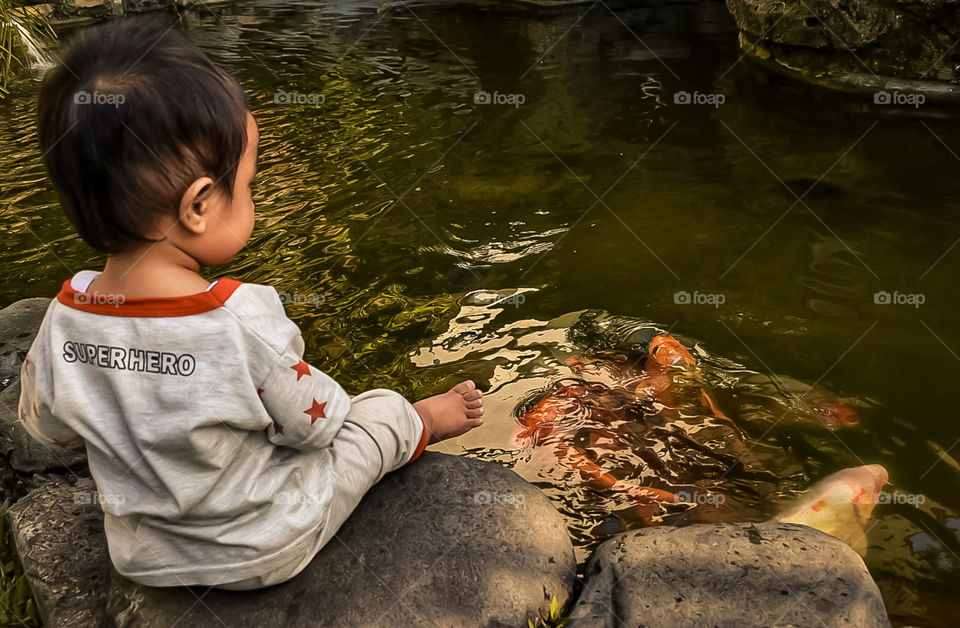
[18,271,427,586]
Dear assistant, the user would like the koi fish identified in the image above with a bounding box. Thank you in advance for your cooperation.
[514,381,677,525]
[515,334,735,524]
[517,333,869,529]
[734,373,860,431]
[566,335,737,429]
[643,335,735,426]
[776,464,889,555]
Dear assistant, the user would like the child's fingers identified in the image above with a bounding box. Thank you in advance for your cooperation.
[462,389,483,402]
[465,398,483,409]
[466,407,484,419]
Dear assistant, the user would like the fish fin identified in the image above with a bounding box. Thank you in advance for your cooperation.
[633,486,678,502]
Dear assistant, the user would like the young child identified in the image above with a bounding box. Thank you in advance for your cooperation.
[17,19,484,590]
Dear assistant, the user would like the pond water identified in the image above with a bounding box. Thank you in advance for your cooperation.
[2,0,960,624]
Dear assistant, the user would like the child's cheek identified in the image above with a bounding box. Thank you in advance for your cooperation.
[205,203,252,265]
[228,196,255,256]
[242,196,255,241]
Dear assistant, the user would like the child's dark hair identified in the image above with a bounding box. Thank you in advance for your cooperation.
[37,18,249,254]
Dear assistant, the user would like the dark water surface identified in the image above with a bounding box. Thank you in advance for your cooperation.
[2,0,960,624]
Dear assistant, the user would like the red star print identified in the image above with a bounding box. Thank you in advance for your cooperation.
[304,399,327,425]
[257,388,264,398]
[54,440,72,449]
[291,360,311,381]
[18,409,26,423]
[272,420,284,435]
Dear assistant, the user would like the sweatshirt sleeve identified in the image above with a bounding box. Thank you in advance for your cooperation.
[257,332,352,452]
[345,389,431,479]
[18,352,84,452]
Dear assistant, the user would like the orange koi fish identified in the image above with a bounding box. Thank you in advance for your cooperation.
[515,333,735,524]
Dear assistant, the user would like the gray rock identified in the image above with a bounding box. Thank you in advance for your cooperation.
[0,298,86,474]
[568,522,891,628]
[6,475,110,628]
[0,381,88,474]
[0,298,50,388]
[8,452,576,627]
[725,0,960,91]
[123,0,176,14]
[62,0,123,17]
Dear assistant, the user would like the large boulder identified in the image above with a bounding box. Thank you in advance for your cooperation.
[0,298,87,475]
[568,522,891,628]
[725,0,960,95]
[7,452,576,627]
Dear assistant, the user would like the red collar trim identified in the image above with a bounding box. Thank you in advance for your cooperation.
[56,277,243,317]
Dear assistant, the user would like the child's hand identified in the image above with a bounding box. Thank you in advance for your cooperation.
[413,380,484,445]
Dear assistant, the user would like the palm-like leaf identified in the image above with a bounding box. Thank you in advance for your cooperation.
[0,0,56,97]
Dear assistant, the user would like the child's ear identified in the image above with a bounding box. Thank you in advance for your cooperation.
[178,177,216,235]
